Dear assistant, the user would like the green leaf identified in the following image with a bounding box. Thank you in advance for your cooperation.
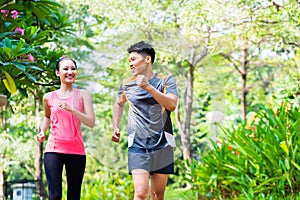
[254,177,278,192]
[0,32,14,39]
[25,65,43,71]
[2,70,17,94]
[11,62,26,72]
[1,3,23,11]
[284,157,290,170]
[280,141,289,155]
[18,48,34,56]
[208,174,218,186]
[4,37,12,48]
[31,30,51,44]
[291,160,300,171]
[23,71,37,82]
[0,60,10,66]
[11,39,25,57]
[3,47,12,58]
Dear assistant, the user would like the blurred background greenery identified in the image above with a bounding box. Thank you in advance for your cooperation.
[0,0,299,199]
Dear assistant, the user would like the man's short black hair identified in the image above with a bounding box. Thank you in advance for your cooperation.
[127,41,155,63]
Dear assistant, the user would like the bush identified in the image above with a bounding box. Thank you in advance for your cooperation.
[188,101,300,199]
[80,170,134,200]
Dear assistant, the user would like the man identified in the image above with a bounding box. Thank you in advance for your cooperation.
[112,41,178,200]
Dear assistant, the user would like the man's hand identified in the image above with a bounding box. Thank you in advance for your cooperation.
[136,75,149,87]
[112,127,121,143]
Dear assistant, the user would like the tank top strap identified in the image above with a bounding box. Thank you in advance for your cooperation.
[72,88,83,109]
[73,88,81,101]
[48,91,56,106]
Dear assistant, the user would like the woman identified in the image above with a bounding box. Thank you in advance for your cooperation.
[36,57,95,200]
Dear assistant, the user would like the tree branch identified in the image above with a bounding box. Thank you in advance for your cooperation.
[270,0,284,11]
[34,81,59,86]
[193,26,210,66]
[281,36,299,48]
[162,62,172,75]
[288,42,299,47]
[177,61,187,78]
[219,53,243,75]
[174,103,184,136]
[20,162,35,178]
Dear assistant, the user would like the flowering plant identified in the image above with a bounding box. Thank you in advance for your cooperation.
[0,0,67,96]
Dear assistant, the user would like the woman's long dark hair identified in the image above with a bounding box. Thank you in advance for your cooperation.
[56,57,77,71]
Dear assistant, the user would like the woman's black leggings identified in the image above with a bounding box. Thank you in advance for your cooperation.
[44,152,86,200]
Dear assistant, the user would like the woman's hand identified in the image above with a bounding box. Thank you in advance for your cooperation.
[59,101,73,112]
[36,131,45,143]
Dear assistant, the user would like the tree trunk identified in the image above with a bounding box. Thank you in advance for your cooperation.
[1,106,6,131]
[0,170,4,200]
[0,95,7,108]
[181,63,194,163]
[34,97,46,199]
[35,142,46,199]
[241,48,248,121]
[0,105,6,200]
[175,33,209,162]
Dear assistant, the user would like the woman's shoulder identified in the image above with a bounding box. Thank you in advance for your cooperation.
[43,91,54,100]
[78,88,91,97]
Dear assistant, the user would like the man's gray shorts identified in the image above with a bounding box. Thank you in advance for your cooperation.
[128,145,174,175]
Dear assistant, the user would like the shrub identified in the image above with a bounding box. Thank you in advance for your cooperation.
[80,169,134,200]
[188,101,300,199]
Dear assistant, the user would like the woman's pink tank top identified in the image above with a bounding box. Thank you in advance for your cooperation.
[45,89,85,155]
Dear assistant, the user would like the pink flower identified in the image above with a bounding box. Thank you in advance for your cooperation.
[15,27,24,36]
[1,10,8,14]
[27,54,35,62]
[10,10,19,19]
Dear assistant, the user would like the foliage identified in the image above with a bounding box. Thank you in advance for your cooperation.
[0,133,19,172]
[1,0,300,199]
[187,100,300,199]
[55,0,103,60]
[51,154,134,199]
[0,0,80,98]
[272,72,300,107]
[81,156,134,200]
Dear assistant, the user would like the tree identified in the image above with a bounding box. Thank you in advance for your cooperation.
[214,0,300,121]
[0,0,76,198]
[0,0,64,96]
[63,0,217,164]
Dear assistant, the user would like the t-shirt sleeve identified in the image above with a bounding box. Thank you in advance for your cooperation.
[116,83,127,103]
[165,75,178,97]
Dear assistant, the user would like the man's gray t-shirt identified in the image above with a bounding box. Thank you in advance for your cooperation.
[117,73,178,149]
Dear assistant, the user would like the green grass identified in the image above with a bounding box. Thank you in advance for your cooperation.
[165,189,300,200]
[165,187,198,200]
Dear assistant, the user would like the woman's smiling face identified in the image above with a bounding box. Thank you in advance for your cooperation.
[56,59,77,84]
